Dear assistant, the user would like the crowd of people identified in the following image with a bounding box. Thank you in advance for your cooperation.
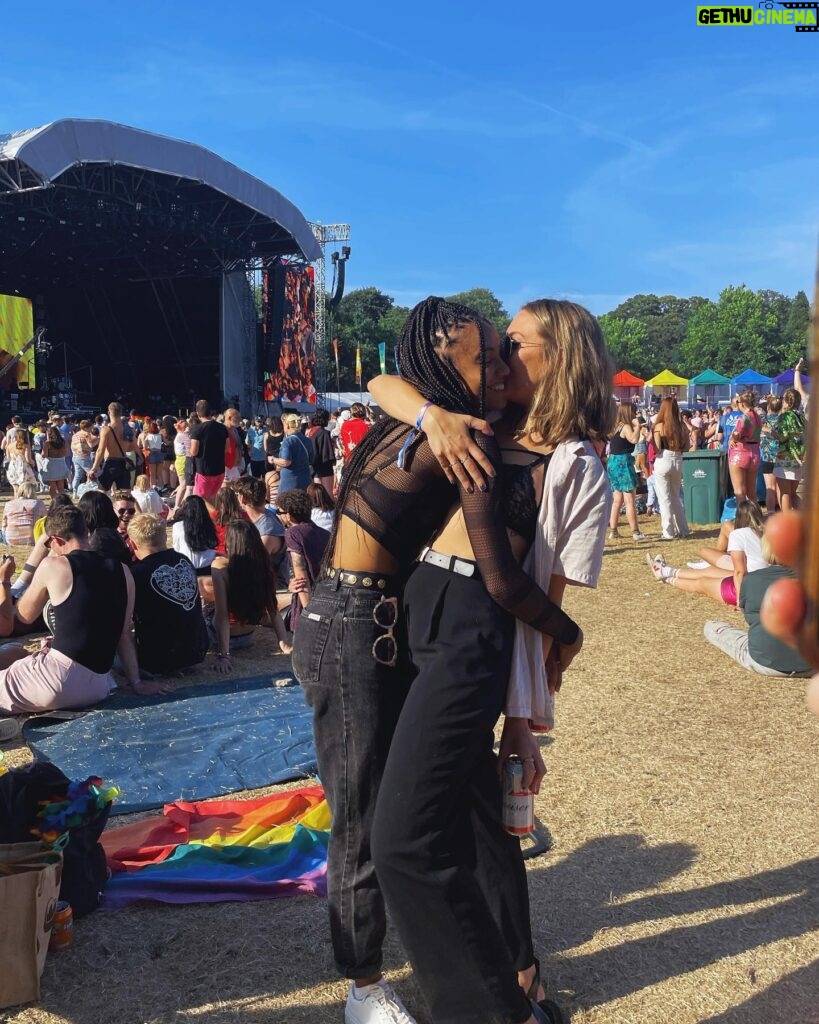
[0,395,374,713]
[0,295,814,1024]
[605,380,807,545]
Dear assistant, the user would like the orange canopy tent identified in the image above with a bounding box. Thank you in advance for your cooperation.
[612,369,645,401]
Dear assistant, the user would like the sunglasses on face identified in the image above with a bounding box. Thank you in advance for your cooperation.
[501,334,541,362]
[116,507,136,518]
[371,595,398,668]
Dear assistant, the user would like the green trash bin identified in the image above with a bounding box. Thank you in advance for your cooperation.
[682,449,727,525]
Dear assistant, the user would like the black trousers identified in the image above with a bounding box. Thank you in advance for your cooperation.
[371,563,534,1024]
[292,575,410,979]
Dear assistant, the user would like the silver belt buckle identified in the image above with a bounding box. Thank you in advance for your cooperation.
[452,558,474,577]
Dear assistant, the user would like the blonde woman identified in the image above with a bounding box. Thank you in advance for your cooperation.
[648,500,766,606]
[6,428,37,496]
[2,480,47,547]
[652,397,690,540]
[606,402,647,542]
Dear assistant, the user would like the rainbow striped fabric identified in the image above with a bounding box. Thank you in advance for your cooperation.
[101,786,329,908]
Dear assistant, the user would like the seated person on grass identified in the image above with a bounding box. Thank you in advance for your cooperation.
[0,506,158,716]
[704,534,811,678]
[274,488,330,634]
[127,513,208,677]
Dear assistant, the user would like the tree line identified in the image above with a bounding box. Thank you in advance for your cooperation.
[324,285,811,390]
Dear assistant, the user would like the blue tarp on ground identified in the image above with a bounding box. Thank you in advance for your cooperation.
[22,675,316,815]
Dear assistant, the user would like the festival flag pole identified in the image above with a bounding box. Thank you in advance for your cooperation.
[355,341,363,404]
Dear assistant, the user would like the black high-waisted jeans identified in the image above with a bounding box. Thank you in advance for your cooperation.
[292,574,410,980]
[371,562,535,1024]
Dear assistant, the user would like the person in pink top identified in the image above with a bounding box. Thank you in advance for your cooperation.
[2,482,47,547]
[728,389,762,503]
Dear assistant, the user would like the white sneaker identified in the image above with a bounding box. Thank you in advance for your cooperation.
[0,718,21,742]
[345,979,417,1024]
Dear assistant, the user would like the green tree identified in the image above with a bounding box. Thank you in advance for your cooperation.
[679,286,770,378]
[599,314,651,377]
[446,289,510,332]
[781,289,811,366]
[331,287,396,389]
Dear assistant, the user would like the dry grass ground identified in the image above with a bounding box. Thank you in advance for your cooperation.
[1,507,817,1024]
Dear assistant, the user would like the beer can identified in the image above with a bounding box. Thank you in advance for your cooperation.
[49,900,74,950]
[502,756,534,835]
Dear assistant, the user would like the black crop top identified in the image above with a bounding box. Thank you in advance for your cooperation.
[337,422,578,645]
[51,550,127,674]
[500,453,552,546]
[609,429,635,456]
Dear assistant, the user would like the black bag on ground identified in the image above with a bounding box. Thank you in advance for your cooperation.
[0,761,110,917]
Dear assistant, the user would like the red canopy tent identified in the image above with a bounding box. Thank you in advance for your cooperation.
[612,369,644,402]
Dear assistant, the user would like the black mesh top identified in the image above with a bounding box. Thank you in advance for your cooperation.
[338,422,578,644]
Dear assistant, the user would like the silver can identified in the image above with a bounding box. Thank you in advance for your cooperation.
[502,756,534,835]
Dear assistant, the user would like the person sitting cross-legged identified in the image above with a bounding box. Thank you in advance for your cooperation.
[127,513,208,677]
[0,505,158,716]
[704,533,812,677]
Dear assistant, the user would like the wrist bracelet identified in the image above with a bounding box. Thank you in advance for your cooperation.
[396,402,435,470]
[416,401,433,431]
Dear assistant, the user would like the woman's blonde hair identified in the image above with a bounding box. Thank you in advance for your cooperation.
[767,395,783,414]
[516,299,615,445]
[760,534,778,565]
[735,499,765,536]
[737,390,757,409]
[283,413,301,430]
[782,387,801,411]
[18,481,37,499]
[134,474,150,492]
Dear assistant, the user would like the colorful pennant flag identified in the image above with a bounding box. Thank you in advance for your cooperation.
[355,342,362,385]
[378,342,386,376]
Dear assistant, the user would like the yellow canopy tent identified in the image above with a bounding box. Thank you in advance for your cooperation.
[643,369,689,404]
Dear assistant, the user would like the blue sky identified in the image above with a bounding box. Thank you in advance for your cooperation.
[2,1,817,315]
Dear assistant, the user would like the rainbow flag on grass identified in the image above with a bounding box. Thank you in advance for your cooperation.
[101,786,329,908]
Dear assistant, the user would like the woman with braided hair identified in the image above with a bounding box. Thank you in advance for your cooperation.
[370,299,613,1024]
[293,296,581,1024]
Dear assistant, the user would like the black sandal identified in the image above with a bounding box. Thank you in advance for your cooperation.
[525,958,566,1024]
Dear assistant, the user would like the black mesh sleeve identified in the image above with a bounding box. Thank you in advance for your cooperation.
[459,432,580,645]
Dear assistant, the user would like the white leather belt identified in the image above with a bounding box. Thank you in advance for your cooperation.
[419,547,478,578]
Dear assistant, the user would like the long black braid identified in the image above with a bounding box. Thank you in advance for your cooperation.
[324,296,488,568]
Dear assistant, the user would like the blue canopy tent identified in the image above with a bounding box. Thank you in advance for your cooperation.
[729,368,773,398]
[773,368,809,395]
[688,368,731,406]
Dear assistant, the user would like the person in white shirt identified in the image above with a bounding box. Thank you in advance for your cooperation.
[647,500,767,606]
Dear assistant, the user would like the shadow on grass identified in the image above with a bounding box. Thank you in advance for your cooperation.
[528,833,817,1013]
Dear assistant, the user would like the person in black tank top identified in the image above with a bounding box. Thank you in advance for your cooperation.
[606,402,647,542]
[0,505,163,718]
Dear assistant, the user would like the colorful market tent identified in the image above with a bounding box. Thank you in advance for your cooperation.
[729,368,773,397]
[773,368,809,394]
[643,369,689,404]
[612,369,645,401]
[688,368,731,406]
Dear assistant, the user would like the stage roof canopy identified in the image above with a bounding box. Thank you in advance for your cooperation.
[612,369,644,387]
[0,118,321,292]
